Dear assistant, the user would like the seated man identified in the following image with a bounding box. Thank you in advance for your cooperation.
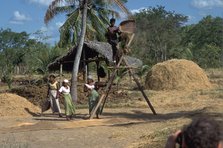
[106,18,121,63]
[165,117,223,148]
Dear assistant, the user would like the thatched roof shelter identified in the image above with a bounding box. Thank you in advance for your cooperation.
[48,41,142,72]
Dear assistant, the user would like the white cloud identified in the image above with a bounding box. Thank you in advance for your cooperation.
[10,11,31,25]
[27,0,66,7]
[40,26,48,32]
[40,26,55,32]
[192,0,223,9]
[187,15,195,20]
[28,0,53,6]
[55,21,64,28]
[131,7,146,14]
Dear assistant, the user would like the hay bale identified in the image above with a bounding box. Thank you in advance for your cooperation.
[145,59,212,90]
[0,93,40,117]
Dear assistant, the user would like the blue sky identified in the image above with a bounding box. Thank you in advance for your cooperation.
[1,0,223,44]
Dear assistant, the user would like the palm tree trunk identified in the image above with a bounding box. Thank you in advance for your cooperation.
[71,0,88,102]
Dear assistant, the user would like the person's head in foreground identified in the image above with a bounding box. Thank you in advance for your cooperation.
[63,79,69,87]
[110,18,116,27]
[165,117,223,148]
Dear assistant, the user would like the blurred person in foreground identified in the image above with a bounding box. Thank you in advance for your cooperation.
[165,117,223,148]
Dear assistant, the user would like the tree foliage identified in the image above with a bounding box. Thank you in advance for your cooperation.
[132,7,223,68]
[0,28,64,88]
[181,16,223,68]
[132,6,188,65]
[45,0,128,48]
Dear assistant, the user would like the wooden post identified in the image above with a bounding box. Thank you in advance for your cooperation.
[83,49,88,83]
[60,63,63,87]
[127,33,135,47]
[106,60,111,81]
[87,64,89,77]
[123,58,157,115]
[89,56,124,119]
[96,61,100,82]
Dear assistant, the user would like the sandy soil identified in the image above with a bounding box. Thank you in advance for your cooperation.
[0,88,223,148]
[0,69,223,148]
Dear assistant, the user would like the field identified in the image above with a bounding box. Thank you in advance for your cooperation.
[0,69,223,148]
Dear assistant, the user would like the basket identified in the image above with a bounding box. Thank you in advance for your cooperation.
[119,19,136,34]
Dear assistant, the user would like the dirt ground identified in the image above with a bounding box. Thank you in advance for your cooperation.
[0,69,223,148]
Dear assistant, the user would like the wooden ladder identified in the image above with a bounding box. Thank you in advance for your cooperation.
[89,55,157,119]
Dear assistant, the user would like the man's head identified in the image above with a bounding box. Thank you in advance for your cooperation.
[110,18,116,26]
[182,118,222,148]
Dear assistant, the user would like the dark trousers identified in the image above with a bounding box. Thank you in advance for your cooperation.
[109,41,119,62]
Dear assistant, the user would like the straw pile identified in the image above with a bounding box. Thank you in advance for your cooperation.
[145,59,212,90]
[0,93,40,117]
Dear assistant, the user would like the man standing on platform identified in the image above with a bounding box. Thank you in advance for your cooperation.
[106,18,121,63]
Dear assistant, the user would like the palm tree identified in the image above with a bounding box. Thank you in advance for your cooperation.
[44,0,130,101]
[45,0,123,47]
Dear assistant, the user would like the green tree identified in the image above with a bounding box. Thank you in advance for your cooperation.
[194,44,222,68]
[0,28,61,88]
[0,28,30,88]
[44,0,127,47]
[181,16,223,68]
[35,46,65,74]
[132,6,188,65]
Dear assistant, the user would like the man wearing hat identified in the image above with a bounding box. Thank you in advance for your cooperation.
[84,75,100,119]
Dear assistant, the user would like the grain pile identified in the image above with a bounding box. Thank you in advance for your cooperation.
[145,59,212,90]
[0,93,40,117]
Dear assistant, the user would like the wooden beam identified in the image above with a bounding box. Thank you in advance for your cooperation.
[83,49,88,83]
[107,66,138,69]
[59,64,63,87]
[61,58,106,64]
[123,57,157,115]
[96,60,100,82]
[89,56,124,119]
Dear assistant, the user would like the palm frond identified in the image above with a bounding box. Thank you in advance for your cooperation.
[44,0,65,24]
[58,9,81,47]
[88,9,108,41]
[113,0,131,17]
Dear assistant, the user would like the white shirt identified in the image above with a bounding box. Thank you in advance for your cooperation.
[59,86,70,94]
[85,84,95,90]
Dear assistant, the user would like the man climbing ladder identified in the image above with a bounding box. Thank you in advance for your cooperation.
[88,18,157,120]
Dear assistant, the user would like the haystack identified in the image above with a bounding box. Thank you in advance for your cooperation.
[145,59,211,90]
[0,93,40,117]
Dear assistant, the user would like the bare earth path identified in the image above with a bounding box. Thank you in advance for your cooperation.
[0,88,223,148]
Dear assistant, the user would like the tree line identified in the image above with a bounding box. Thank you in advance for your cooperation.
[0,5,222,88]
[0,28,66,88]
[132,6,223,68]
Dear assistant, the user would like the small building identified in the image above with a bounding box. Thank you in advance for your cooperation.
[48,41,142,82]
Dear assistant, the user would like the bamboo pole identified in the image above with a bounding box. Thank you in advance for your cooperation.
[89,56,124,119]
[83,49,88,83]
[123,58,157,115]
[59,64,63,87]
